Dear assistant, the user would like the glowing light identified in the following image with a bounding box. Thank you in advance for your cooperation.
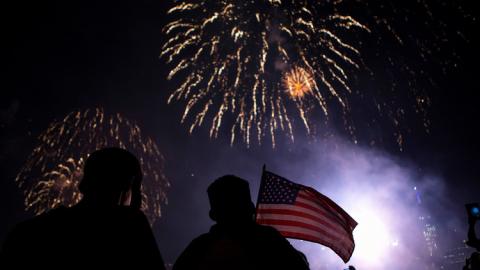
[353,208,393,263]
[391,239,399,247]
[283,66,314,99]
[16,108,169,223]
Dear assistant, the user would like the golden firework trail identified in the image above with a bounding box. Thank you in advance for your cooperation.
[162,0,370,147]
[16,108,169,223]
[162,0,469,148]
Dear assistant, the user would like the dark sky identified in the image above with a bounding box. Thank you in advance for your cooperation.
[1,0,479,267]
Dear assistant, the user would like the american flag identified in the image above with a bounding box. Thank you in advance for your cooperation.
[255,170,357,263]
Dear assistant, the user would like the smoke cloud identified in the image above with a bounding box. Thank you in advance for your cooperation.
[264,137,469,269]
[158,135,473,269]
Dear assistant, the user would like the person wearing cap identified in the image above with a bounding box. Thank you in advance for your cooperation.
[173,175,309,270]
[1,147,165,269]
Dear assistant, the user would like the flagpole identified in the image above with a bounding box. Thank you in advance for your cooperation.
[255,164,267,222]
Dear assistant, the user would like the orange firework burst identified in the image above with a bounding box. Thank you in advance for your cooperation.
[283,66,315,99]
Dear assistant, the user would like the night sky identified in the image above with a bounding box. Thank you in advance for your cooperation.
[1,0,479,268]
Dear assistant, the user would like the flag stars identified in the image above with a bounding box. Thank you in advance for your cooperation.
[259,174,299,204]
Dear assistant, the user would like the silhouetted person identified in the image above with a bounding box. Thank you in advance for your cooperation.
[467,215,480,251]
[173,175,309,270]
[465,215,480,269]
[1,147,165,269]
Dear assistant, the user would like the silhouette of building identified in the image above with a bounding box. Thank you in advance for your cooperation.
[420,215,439,257]
[440,244,474,270]
[414,186,441,269]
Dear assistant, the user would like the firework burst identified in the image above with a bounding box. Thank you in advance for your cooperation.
[16,108,169,223]
[161,0,371,147]
[162,0,470,147]
[283,66,315,100]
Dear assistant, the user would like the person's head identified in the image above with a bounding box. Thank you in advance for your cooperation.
[207,175,255,225]
[78,147,142,208]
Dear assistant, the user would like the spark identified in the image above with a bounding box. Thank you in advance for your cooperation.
[16,108,169,223]
[161,0,369,147]
[161,0,470,147]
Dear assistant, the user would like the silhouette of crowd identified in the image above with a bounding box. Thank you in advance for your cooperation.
[1,148,165,269]
[3,147,478,269]
[0,148,310,269]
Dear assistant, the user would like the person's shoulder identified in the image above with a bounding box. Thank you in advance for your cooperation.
[252,223,295,246]
[16,207,69,228]
[254,223,283,236]
[193,231,215,243]
[4,207,69,243]
[183,231,215,250]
